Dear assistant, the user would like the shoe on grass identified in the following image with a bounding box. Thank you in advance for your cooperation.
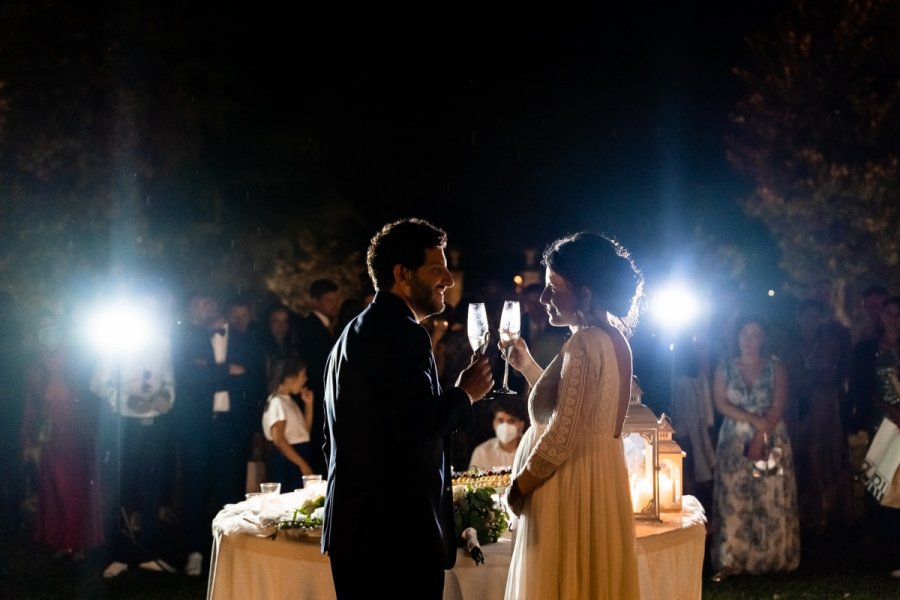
[103,561,129,578]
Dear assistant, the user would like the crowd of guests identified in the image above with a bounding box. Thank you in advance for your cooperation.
[0,278,367,579]
[670,281,900,581]
[4,265,900,588]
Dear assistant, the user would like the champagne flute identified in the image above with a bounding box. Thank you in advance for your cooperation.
[467,303,491,357]
[496,300,521,395]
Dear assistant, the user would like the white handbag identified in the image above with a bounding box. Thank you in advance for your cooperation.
[861,417,900,508]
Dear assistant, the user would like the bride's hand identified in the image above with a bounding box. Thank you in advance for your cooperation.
[505,480,526,517]
[502,338,533,373]
[501,337,543,387]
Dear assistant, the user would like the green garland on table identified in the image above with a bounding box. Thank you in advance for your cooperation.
[452,486,508,545]
[268,495,324,539]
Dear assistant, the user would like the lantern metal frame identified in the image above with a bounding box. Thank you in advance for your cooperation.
[622,378,660,522]
[656,413,685,512]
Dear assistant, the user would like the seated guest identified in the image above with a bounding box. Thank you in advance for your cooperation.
[469,397,527,470]
[261,357,315,491]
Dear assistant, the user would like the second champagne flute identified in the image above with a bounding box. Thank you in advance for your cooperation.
[495,300,521,395]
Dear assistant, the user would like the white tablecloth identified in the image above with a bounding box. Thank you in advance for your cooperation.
[207,493,706,600]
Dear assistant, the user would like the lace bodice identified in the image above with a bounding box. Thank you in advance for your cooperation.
[524,327,623,478]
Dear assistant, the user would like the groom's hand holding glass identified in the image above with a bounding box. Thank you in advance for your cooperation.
[455,355,494,404]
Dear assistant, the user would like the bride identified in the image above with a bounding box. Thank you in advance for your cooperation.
[503,232,642,599]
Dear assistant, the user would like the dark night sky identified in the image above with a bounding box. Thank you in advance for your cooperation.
[202,0,789,408]
[15,0,786,293]
[212,1,786,288]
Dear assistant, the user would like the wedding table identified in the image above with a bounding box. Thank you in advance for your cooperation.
[207,491,706,600]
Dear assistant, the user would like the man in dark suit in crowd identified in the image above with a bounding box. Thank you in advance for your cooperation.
[173,293,263,577]
[321,218,494,600]
[297,278,340,475]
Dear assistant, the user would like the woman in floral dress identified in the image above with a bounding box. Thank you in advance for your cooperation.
[710,316,800,581]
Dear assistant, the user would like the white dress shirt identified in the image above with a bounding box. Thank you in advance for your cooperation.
[212,325,230,412]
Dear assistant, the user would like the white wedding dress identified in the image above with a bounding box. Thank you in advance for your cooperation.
[505,328,640,600]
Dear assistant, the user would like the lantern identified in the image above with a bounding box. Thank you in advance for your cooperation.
[622,377,660,521]
[656,413,685,512]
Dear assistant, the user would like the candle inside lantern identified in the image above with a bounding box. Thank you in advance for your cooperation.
[630,475,653,513]
[659,473,674,505]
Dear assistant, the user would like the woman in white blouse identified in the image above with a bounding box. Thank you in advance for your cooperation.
[262,357,315,490]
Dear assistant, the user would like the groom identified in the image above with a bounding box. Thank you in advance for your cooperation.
[321,218,493,599]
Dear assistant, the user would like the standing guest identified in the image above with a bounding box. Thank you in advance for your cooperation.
[225,295,268,473]
[846,295,900,563]
[90,291,176,578]
[845,298,900,437]
[502,232,643,600]
[781,299,849,534]
[670,330,717,512]
[227,296,267,352]
[854,285,890,345]
[23,310,103,560]
[0,292,25,576]
[709,315,800,581]
[468,397,527,470]
[262,303,300,379]
[226,297,254,337]
[173,293,257,577]
[261,357,315,492]
[321,218,493,600]
[297,278,340,476]
[810,278,853,390]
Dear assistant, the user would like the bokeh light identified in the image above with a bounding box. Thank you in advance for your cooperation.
[649,281,703,335]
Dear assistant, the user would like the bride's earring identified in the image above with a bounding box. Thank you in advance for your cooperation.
[575,310,588,328]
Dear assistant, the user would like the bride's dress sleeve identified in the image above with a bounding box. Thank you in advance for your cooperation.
[524,331,594,479]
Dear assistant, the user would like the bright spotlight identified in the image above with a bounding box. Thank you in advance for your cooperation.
[650,282,702,334]
[768,289,776,297]
[85,299,154,357]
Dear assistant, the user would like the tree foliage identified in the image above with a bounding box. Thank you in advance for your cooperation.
[0,1,365,314]
[727,0,900,297]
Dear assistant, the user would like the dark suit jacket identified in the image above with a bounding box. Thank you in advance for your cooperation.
[845,337,879,435]
[321,292,472,569]
[297,312,336,474]
[173,323,264,449]
[172,321,217,438]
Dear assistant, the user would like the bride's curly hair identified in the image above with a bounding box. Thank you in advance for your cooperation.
[542,232,644,336]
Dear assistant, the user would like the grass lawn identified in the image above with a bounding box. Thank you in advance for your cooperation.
[701,529,900,600]
[3,522,899,599]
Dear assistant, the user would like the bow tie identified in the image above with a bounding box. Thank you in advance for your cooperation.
[213,327,227,337]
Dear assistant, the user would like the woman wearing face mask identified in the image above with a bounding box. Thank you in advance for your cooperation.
[469,398,527,470]
[502,232,643,600]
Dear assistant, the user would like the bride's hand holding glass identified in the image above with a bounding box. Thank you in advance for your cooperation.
[501,337,543,388]
[503,337,531,372]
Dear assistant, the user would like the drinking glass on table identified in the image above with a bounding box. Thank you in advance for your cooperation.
[302,475,326,496]
[260,482,281,495]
